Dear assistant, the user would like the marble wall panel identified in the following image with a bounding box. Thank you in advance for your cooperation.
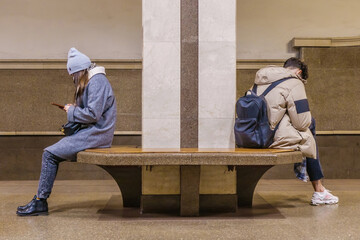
[199,0,236,42]
[143,0,180,42]
[142,118,180,148]
[198,118,235,148]
[142,42,180,119]
[142,0,181,148]
[199,42,236,119]
[198,0,236,148]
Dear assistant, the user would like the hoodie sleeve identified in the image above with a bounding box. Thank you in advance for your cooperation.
[285,82,312,131]
[67,77,108,124]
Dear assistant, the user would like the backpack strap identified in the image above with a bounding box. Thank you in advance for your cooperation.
[261,77,293,97]
[252,84,258,94]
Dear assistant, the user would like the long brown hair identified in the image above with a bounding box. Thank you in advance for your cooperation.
[72,70,89,104]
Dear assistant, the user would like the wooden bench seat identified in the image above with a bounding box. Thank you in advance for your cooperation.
[77,147,302,216]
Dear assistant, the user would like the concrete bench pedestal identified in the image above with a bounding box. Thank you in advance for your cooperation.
[77,147,302,216]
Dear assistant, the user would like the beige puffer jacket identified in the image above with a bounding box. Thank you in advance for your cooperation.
[253,66,316,158]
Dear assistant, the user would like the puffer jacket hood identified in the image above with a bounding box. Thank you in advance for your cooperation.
[254,66,299,85]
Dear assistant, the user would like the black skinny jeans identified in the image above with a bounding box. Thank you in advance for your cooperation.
[306,118,324,181]
[37,151,66,199]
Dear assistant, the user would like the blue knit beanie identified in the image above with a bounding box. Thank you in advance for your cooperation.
[67,47,91,75]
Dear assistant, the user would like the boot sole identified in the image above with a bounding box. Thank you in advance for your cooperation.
[16,211,49,217]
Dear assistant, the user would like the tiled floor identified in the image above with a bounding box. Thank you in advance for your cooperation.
[1,179,359,240]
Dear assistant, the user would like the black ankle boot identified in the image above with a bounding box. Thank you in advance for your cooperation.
[17,195,37,211]
[16,197,48,216]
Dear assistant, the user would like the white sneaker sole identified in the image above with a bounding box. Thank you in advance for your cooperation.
[310,200,339,206]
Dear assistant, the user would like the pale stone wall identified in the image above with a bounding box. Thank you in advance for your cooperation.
[2,0,360,59]
[0,0,142,59]
[237,0,360,59]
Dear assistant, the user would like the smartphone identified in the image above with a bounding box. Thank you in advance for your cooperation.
[51,102,65,109]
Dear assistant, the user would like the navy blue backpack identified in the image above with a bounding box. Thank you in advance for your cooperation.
[234,77,291,148]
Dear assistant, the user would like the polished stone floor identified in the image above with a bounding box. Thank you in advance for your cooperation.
[1,179,360,240]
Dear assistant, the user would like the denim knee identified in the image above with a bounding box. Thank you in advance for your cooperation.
[43,151,65,165]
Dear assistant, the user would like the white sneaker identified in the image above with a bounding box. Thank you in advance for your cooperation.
[311,189,339,206]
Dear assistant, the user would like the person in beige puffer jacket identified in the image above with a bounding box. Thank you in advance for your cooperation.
[253,57,338,205]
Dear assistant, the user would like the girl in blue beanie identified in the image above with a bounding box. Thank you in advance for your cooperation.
[16,48,117,216]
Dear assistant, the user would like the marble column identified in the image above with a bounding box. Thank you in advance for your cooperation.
[142,0,181,148]
[198,0,236,148]
[143,0,236,149]
[142,0,237,215]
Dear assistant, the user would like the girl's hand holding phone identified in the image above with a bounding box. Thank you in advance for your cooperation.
[51,102,73,112]
[64,104,73,112]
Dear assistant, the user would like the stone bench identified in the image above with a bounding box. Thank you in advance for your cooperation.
[77,147,302,216]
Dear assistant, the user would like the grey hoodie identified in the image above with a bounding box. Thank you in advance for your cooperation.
[253,66,316,158]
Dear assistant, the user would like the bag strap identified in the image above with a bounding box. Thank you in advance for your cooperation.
[252,77,292,96]
[252,84,258,94]
[261,77,293,97]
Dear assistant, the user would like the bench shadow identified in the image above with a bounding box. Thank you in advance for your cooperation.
[49,199,107,214]
[96,194,286,221]
[263,195,310,207]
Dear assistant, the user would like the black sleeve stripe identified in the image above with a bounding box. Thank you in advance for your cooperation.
[295,99,310,114]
